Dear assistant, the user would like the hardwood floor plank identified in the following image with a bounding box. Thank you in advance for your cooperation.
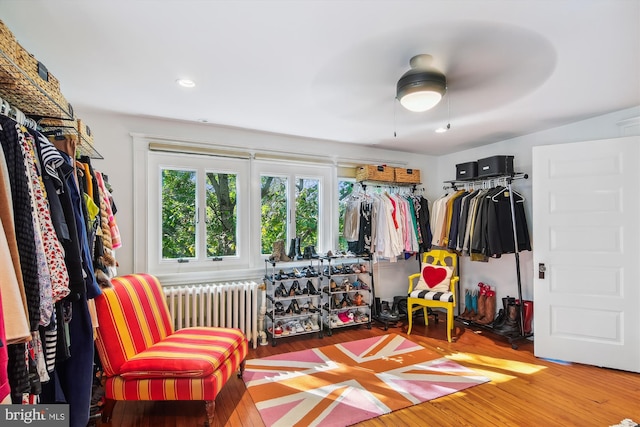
[102,321,640,426]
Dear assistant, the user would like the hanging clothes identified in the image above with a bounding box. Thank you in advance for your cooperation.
[435,179,531,259]
[343,184,430,261]
[0,116,42,331]
[0,112,119,427]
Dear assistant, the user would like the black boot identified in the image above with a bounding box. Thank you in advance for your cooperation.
[494,303,521,337]
[492,296,515,328]
[295,237,303,260]
[309,245,319,258]
[287,238,296,260]
[303,246,312,259]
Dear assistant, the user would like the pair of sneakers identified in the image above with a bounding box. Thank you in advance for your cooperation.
[281,320,304,335]
[351,279,370,290]
[337,311,354,324]
[353,310,369,323]
[303,317,320,331]
[329,314,342,327]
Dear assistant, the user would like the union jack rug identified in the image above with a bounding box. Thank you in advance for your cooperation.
[243,334,490,426]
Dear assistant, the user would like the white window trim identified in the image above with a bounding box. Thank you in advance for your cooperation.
[147,152,250,275]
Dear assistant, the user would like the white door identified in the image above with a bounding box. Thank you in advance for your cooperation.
[532,136,640,373]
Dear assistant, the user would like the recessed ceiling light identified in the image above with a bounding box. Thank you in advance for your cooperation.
[435,123,451,133]
[176,78,196,88]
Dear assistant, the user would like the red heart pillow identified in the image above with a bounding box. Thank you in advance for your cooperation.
[422,265,447,287]
[415,264,453,292]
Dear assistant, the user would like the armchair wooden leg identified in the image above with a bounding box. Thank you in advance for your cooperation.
[447,309,453,343]
[238,359,246,378]
[204,400,216,427]
[101,398,116,423]
[407,303,414,334]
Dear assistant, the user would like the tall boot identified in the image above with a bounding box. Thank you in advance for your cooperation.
[459,289,472,319]
[295,237,303,260]
[494,302,521,337]
[493,296,515,328]
[309,245,319,259]
[303,246,312,260]
[278,240,291,262]
[472,292,486,322]
[268,241,281,262]
[469,290,478,320]
[522,300,533,334]
[471,282,488,321]
[287,238,296,260]
[477,290,496,324]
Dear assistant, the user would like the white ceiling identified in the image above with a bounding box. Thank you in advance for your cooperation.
[1,0,639,155]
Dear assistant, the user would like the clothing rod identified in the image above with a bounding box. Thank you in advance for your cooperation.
[443,173,528,190]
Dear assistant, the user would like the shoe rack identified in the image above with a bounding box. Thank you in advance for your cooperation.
[320,256,373,335]
[264,260,324,346]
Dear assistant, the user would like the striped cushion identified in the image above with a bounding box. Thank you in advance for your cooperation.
[104,343,247,401]
[120,327,247,379]
[95,274,175,377]
[409,289,454,303]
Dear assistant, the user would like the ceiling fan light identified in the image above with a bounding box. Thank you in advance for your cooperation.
[400,90,443,112]
[397,70,446,112]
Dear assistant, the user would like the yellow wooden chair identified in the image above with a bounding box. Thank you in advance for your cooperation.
[407,249,459,342]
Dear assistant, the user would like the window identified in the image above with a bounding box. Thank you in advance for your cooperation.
[148,152,249,274]
[161,168,197,259]
[205,172,238,257]
[255,161,332,259]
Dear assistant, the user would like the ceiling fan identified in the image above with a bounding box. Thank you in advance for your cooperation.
[396,54,447,113]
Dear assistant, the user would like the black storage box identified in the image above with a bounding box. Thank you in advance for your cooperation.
[456,161,478,180]
[477,155,514,177]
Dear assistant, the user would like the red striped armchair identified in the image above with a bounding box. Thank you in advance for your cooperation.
[94,274,248,425]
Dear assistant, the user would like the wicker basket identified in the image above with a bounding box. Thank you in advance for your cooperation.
[394,167,421,184]
[77,119,94,146]
[14,41,62,104]
[0,20,71,118]
[356,164,395,183]
[0,20,18,87]
[0,20,17,64]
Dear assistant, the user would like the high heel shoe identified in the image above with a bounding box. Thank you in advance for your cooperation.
[275,283,287,298]
[341,293,352,308]
[289,280,302,296]
[305,280,320,295]
[332,294,341,308]
[291,299,301,314]
[274,301,285,315]
[306,301,318,313]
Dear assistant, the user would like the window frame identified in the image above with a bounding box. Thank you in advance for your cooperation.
[147,151,251,275]
[252,160,334,262]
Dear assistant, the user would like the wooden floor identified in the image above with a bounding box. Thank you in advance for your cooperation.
[103,319,640,427]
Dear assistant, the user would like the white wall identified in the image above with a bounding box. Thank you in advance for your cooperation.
[79,106,640,310]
